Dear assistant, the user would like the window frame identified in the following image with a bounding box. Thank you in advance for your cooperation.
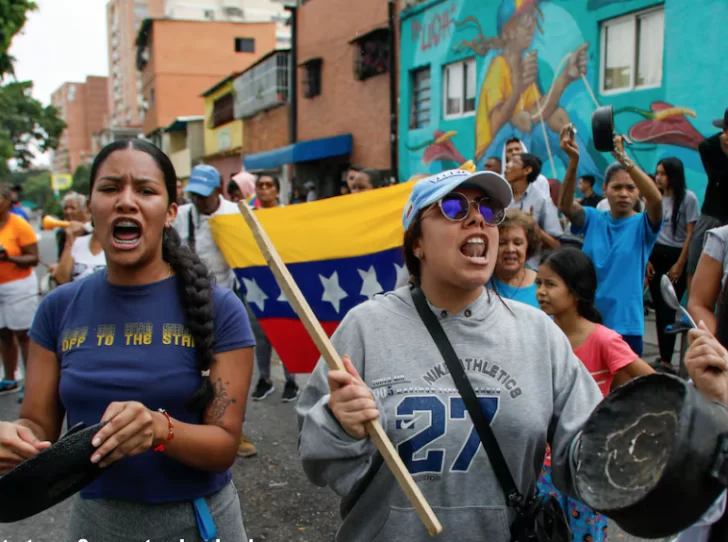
[301,58,322,99]
[599,5,665,95]
[235,37,256,53]
[410,65,431,130]
[352,28,390,81]
[211,92,235,128]
[442,58,476,120]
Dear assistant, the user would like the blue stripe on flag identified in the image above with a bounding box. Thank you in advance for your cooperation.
[235,247,405,321]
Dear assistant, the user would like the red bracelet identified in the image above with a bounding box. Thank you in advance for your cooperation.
[153,408,174,453]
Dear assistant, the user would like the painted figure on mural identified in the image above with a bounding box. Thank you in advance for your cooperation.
[451,0,604,182]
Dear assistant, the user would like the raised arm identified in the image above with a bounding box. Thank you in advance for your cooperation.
[557,124,586,229]
[612,136,662,228]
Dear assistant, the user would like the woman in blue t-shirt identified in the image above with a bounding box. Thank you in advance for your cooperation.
[488,208,541,308]
[558,125,663,357]
[0,140,256,541]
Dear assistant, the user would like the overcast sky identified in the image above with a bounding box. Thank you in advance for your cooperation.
[9,0,109,105]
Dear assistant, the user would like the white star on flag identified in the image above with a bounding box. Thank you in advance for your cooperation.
[394,263,407,287]
[277,289,289,304]
[242,278,268,312]
[358,266,383,300]
[320,271,348,313]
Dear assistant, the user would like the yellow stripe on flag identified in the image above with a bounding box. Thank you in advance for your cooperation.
[209,180,415,268]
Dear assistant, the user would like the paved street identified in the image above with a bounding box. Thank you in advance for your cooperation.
[0,229,672,541]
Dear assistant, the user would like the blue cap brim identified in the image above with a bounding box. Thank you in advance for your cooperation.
[185,182,215,197]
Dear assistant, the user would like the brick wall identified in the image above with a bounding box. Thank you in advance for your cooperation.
[296,0,393,171]
[140,19,278,135]
[243,103,290,155]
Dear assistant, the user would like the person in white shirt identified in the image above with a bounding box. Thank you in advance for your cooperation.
[54,223,105,284]
[172,164,258,458]
[501,137,552,199]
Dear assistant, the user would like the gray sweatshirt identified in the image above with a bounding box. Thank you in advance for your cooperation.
[296,286,603,542]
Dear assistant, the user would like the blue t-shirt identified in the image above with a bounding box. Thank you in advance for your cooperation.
[572,207,661,336]
[489,277,539,309]
[29,270,255,503]
[10,205,29,222]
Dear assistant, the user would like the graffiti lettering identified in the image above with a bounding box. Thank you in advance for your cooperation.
[418,7,453,51]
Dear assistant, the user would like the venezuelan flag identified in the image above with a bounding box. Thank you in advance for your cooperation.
[208,181,414,373]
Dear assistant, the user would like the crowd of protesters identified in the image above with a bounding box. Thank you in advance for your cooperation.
[0,105,724,541]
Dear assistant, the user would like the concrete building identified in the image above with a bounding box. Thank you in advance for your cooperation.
[164,0,291,49]
[106,0,164,130]
[200,74,244,185]
[162,116,205,179]
[398,0,728,204]
[135,18,278,145]
[50,77,110,174]
[234,48,293,200]
[243,0,398,200]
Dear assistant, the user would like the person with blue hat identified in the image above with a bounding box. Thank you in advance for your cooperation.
[296,168,604,541]
[172,164,259,458]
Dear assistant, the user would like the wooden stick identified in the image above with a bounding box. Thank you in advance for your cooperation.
[237,202,443,536]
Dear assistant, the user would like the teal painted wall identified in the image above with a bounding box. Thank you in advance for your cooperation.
[398,0,728,204]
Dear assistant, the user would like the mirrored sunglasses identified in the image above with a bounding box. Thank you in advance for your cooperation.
[437,193,505,225]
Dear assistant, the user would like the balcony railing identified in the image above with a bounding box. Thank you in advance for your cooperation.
[234,50,290,119]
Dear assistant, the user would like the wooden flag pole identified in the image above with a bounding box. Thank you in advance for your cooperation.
[237,202,443,536]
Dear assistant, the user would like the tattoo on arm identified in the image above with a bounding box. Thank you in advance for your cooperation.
[207,378,237,425]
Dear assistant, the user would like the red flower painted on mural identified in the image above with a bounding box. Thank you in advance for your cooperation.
[619,102,705,150]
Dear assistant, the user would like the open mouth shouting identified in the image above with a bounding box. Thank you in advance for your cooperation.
[111,218,142,250]
[460,235,488,265]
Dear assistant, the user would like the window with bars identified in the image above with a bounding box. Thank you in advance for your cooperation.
[600,6,664,93]
[410,67,431,130]
[212,93,235,128]
[302,58,322,99]
[443,58,476,119]
[353,29,390,81]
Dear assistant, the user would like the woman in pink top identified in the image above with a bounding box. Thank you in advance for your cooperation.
[534,246,655,541]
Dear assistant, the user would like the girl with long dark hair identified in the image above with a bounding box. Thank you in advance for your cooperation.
[533,246,654,541]
[648,157,700,370]
[0,140,256,541]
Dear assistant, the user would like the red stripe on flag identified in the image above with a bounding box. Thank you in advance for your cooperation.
[259,318,341,373]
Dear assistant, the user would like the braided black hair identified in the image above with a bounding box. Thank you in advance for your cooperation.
[89,139,216,412]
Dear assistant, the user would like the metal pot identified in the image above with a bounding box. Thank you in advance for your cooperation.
[574,373,728,539]
[0,422,108,522]
[592,105,615,152]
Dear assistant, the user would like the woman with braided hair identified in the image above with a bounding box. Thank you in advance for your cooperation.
[0,140,256,541]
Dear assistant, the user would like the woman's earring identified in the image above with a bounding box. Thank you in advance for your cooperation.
[416,250,423,259]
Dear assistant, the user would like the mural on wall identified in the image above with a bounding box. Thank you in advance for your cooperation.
[402,0,710,195]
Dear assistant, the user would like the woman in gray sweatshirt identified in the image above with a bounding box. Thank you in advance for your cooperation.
[296,168,604,541]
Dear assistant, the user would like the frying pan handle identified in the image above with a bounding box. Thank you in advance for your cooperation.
[61,422,88,440]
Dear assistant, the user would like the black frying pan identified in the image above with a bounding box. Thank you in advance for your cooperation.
[574,373,728,538]
[592,105,616,152]
[0,422,109,522]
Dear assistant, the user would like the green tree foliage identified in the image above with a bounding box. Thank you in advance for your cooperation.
[21,170,52,209]
[0,81,66,175]
[0,0,37,78]
[0,1,66,176]
[72,163,91,196]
